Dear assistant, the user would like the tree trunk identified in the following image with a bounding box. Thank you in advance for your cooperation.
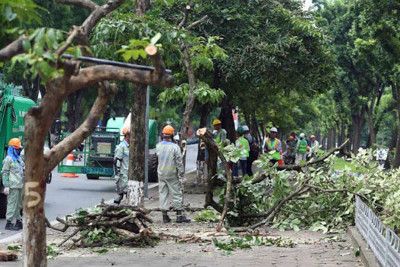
[351,111,365,154]
[179,40,197,167]
[23,88,64,267]
[22,76,41,102]
[126,0,151,206]
[219,97,236,144]
[127,83,147,206]
[65,91,83,132]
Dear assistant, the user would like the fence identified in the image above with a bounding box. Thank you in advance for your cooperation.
[355,196,400,267]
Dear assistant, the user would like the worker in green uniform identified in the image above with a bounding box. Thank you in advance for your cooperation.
[157,125,190,223]
[1,138,24,230]
[264,127,281,165]
[233,127,250,177]
[296,133,308,164]
[213,119,229,146]
[113,127,130,205]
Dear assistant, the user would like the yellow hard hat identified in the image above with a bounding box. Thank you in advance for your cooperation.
[212,119,222,126]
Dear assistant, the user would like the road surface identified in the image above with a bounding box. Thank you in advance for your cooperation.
[0,144,198,241]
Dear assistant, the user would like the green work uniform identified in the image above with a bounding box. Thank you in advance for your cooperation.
[216,129,228,146]
[1,156,23,222]
[265,138,281,160]
[297,139,308,155]
[236,137,250,160]
[287,140,298,156]
[156,140,185,211]
[114,140,129,194]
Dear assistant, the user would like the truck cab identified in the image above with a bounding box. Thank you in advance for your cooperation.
[0,85,36,218]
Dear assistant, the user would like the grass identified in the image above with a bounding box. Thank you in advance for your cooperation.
[334,157,358,172]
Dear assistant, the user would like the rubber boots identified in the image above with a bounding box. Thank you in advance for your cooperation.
[162,211,171,223]
[114,194,124,205]
[5,220,12,230]
[176,210,191,223]
[11,220,22,231]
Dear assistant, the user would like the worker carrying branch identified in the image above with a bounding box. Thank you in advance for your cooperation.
[156,125,190,223]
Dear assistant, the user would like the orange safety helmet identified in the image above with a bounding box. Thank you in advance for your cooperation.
[9,138,22,149]
[306,146,311,151]
[122,126,130,135]
[162,125,175,135]
[289,136,294,141]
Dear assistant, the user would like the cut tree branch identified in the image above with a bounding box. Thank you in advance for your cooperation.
[0,35,26,62]
[187,15,209,30]
[197,128,232,231]
[67,64,174,92]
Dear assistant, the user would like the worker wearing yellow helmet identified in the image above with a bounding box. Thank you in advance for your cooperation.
[2,138,24,230]
[212,118,228,146]
[113,126,130,204]
[156,125,190,223]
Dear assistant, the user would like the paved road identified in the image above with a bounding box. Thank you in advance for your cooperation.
[0,144,198,241]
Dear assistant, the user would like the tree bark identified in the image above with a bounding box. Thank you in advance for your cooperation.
[219,97,236,143]
[126,0,151,206]
[351,110,366,154]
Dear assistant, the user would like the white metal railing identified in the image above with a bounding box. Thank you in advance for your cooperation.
[355,196,400,267]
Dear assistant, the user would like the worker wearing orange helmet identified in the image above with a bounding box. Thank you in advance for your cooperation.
[285,132,297,165]
[1,138,24,230]
[156,125,190,223]
[308,134,320,160]
[113,126,130,204]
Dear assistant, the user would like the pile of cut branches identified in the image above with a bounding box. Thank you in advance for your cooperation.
[46,203,157,248]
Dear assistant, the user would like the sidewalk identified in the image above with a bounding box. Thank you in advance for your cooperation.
[1,172,363,267]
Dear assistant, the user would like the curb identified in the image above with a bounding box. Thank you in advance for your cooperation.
[347,226,381,267]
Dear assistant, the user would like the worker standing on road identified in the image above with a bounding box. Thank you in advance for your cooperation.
[285,133,298,165]
[264,127,281,165]
[296,133,308,164]
[233,127,250,177]
[309,135,320,160]
[113,127,130,205]
[213,119,229,146]
[243,125,259,176]
[1,138,24,231]
[157,125,190,223]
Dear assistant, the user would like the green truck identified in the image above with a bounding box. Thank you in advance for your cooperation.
[57,117,159,182]
[0,86,36,218]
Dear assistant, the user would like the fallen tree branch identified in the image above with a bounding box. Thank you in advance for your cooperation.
[250,139,350,184]
[305,184,368,202]
[47,204,156,248]
[197,128,233,231]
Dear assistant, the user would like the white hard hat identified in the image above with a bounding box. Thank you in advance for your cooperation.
[300,133,305,138]
[173,134,180,141]
[242,125,249,131]
[270,127,278,133]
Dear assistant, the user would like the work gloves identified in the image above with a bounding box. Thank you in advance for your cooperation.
[3,187,9,195]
